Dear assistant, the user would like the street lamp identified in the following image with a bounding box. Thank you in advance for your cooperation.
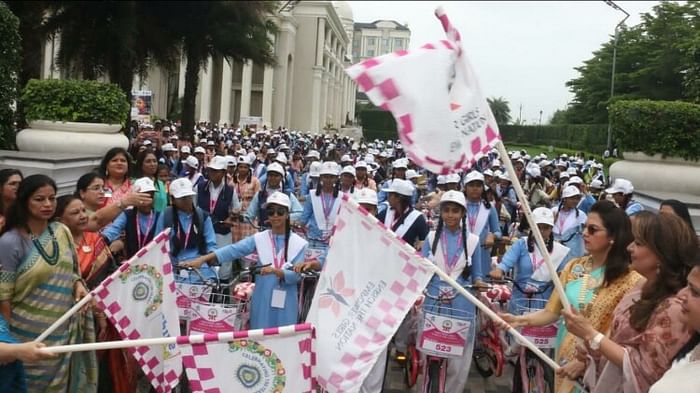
[604,0,629,152]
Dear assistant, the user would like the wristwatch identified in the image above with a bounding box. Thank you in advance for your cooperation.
[588,332,605,350]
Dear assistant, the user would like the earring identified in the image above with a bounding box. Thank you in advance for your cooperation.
[610,240,614,244]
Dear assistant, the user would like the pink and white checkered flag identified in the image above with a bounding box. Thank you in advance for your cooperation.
[180,324,316,393]
[306,195,434,393]
[346,6,500,175]
[92,229,182,393]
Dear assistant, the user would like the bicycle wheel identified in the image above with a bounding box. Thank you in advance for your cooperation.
[404,345,420,387]
[472,347,495,378]
[427,359,442,393]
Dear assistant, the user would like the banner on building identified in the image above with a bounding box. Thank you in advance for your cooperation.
[131,90,153,122]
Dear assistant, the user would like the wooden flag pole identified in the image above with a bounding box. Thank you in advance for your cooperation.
[494,140,571,310]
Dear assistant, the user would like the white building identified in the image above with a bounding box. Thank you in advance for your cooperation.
[352,20,410,62]
[39,1,357,133]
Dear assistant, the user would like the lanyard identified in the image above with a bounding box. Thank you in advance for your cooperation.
[136,212,155,249]
[557,209,570,233]
[179,217,193,248]
[440,231,463,275]
[268,232,285,269]
[209,183,222,212]
[530,249,545,272]
[320,193,334,226]
[467,206,478,233]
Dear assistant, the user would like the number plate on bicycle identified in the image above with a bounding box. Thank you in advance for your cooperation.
[520,324,558,349]
[175,282,212,320]
[419,313,470,358]
[188,302,245,334]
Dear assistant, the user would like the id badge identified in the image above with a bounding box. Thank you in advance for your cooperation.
[271,289,286,309]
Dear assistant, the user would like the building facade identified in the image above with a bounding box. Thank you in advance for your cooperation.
[39,1,357,133]
[352,20,410,62]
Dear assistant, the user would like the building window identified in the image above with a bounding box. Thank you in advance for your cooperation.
[366,49,375,57]
[367,37,376,46]
[394,38,403,49]
[382,38,390,47]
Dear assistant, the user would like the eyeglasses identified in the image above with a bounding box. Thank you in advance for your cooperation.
[266,207,287,217]
[582,224,604,235]
[87,185,106,193]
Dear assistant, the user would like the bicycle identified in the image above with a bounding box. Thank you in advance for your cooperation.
[416,281,478,393]
[511,292,557,393]
[471,279,513,379]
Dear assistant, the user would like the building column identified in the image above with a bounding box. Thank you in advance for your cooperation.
[199,56,214,122]
[310,67,323,133]
[219,58,233,125]
[261,65,274,128]
[341,76,348,127]
[177,52,187,99]
[320,61,330,130]
[239,60,253,120]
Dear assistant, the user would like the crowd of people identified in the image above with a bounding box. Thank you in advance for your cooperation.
[0,119,697,393]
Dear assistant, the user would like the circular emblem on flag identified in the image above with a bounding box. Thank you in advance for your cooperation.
[118,263,163,317]
[229,339,285,392]
[133,282,150,301]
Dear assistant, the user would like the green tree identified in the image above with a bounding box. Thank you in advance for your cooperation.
[487,96,511,125]
[0,2,21,148]
[164,1,277,140]
[565,1,700,124]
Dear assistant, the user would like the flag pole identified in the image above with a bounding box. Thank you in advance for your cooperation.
[494,140,571,310]
[35,293,94,343]
[40,323,312,354]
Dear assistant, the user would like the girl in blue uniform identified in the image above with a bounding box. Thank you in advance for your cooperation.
[552,185,587,258]
[489,207,571,314]
[181,192,306,329]
[462,171,502,276]
[420,190,484,393]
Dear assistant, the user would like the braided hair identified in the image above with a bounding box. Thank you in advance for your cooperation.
[554,198,580,225]
[315,178,339,197]
[526,228,555,253]
[336,177,355,194]
[431,209,472,280]
[233,165,252,184]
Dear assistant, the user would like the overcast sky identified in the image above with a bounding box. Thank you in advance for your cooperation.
[346,1,660,124]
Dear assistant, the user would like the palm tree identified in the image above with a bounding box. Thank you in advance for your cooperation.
[487,96,512,125]
[163,1,278,140]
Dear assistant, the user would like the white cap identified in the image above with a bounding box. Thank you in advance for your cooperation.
[567,176,583,185]
[185,155,199,168]
[266,162,285,176]
[532,207,554,226]
[392,158,408,169]
[194,146,206,154]
[567,167,578,175]
[161,143,176,152]
[381,179,415,197]
[440,190,467,209]
[606,178,634,195]
[589,179,604,189]
[527,166,541,178]
[562,185,582,199]
[320,161,339,176]
[445,173,461,184]
[341,165,356,177]
[225,155,236,166]
[309,161,323,177]
[354,188,378,206]
[559,172,570,179]
[142,140,152,146]
[264,191,291,209]
[354,160,368,169]
[170,178,197,198]
[491,159,502,168]
[436,175,447,185]
[465,171,485,184]
[207,155,228,170]
[405,169,419,180]
[237,155,251,166]
[132,177,157,193]
[275,152,288,165]
[341,154,351,162]
[483,169,494,177]
[181,146,191,154]
[539,160,552,167]
[207,140,216,146]
[497,173,511,182]
[306,150,320,159]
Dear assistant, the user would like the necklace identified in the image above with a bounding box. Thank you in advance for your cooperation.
[30,225,60,266]
[577,257,599,317]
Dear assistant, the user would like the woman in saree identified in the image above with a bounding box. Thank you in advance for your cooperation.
[562,211,697,392]
[500,200,643,393]
[0,174,97,392]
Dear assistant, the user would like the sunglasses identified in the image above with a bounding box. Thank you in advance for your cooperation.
[582,224,604,235]
[266,207,288,217]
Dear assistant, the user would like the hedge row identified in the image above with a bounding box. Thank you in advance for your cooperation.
[0,3,21,148]
[610,99,700,161]
[359,108,608,153]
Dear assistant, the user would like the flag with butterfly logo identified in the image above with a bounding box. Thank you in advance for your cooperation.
[180,324,316,393]
[345,6,501,175]
[91,229,182,393]
[306,195,434,393]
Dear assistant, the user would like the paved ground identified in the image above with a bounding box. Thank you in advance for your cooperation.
[383,354,514,393]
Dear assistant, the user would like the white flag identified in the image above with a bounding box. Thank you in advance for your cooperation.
[92,230,182,393]
[306,195,434,393]
[180,324,316,393]
[345,7,501,175]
